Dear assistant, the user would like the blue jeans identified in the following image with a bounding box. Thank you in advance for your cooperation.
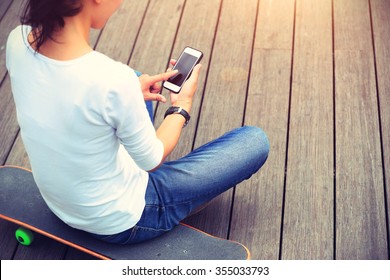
[92,126,269,244]
[135,70,154,122]
[145,101,154,122]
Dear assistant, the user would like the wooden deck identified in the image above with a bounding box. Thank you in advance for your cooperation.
[0,0,389,260]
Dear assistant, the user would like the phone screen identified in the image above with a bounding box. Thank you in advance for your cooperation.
[168,52,199,87]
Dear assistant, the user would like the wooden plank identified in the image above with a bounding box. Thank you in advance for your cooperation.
[5,132,30,168]
[89,29,101,48]
[185,0,258,238]
[334,0,387,259]
[129,0,184,74]
[0,0,13,21]
[0,0,24,80]
[370,0,390,254]
[229,0,295,260]
[95,0,149,63]
[282,0,334,259]
[154,0,222,160]
[0,0,25,166]
[0,76,19,165]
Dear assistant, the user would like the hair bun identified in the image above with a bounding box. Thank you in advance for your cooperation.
[21,0,83,51]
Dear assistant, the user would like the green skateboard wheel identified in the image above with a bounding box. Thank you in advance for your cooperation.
[15,227,34,246]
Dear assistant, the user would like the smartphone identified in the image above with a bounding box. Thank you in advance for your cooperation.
[163,47,203,93]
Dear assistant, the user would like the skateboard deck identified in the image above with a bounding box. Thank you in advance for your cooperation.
[0,165,250,260]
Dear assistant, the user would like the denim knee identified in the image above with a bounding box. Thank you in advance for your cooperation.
[240,125,270,166]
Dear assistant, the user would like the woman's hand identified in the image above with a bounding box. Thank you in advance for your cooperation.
[138,69,178,103]
[166,59,202,110]
[138,59,201,109]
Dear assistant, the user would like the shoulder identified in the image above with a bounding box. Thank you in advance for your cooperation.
[88,52,132,76]
[7,25,32,53]
[7,25,24,42]
[79,52,143,112]
[83,52,139,90]
[6,26,28,68]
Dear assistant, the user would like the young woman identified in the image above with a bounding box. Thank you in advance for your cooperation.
[6,0,269,244]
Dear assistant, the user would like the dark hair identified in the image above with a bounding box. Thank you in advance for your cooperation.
[21,0,83,52]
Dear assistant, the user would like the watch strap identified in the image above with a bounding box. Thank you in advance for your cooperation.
[164,106,191,127]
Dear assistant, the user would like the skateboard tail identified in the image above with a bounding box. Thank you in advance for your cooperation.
[0,213,111,260]
[180,223,251,260]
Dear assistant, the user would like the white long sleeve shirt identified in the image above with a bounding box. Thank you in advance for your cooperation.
[6,25,164,235]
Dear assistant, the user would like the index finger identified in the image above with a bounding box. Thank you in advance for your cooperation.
[149,70,178,84]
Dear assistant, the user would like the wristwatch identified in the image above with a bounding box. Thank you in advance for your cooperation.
[164,106,191,127]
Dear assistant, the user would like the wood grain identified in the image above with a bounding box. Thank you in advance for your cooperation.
[0,0,25,80]
[282,0,334,260]
[229,0,295,260]
[95,0,149,63]
[129,0,185,74]
[0,0,13,21]
[334,0,387,259]
[0,76,19,165]
[370,0,390,252]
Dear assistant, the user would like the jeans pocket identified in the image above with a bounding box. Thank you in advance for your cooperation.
[121,226,139,244]
[125,226,170,244]
[90,227,135,244]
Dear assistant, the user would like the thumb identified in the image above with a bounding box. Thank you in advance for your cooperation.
[188,64,202,82]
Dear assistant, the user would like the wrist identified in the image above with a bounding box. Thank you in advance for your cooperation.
[172,99,192,112]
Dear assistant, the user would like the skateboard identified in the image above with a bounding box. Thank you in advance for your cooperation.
[0,165,250,260]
